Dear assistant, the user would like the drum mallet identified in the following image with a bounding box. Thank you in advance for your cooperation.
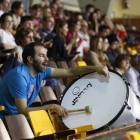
[68,106,92,113]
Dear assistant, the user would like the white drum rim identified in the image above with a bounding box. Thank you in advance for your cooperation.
[59,69,129,133]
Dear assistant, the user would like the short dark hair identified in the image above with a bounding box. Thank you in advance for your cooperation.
[31,4,41,11]
[95,8,100,13]
[99,25,110,32]
[0,13,12,23]
[20,16,33,24]
[11,1,22,13]
[107,34,118,44]
[68,18,79,33]
[22,42,44,64]
[85,4,94,11]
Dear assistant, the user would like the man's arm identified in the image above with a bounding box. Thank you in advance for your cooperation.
[49,65,109,78]
[15,98,68,117]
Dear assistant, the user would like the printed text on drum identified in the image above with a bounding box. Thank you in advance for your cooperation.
[72,83,92,105]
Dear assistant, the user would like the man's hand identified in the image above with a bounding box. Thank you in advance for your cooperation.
[95,65,109,77]
[51,104,68,117]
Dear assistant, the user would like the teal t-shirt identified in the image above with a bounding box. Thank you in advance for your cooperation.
[0,64,51,118]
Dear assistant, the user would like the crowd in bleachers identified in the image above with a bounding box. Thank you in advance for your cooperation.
[0,0,140,114]
[1,1,140,139]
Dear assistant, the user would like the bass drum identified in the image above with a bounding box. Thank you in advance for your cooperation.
[59,70,140,133]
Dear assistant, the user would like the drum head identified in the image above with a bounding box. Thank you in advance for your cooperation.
[59,70,129,133]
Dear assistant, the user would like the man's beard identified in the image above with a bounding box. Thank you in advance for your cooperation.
[33,60,46,73]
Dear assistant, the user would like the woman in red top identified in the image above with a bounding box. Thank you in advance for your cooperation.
[65,18,85,56]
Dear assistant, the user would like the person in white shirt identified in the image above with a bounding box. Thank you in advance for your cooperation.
[0,13,17,50]
[123,53,140,98]
[78,20,90,55]
[0,0,11,17]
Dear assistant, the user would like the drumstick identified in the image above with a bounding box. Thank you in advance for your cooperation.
[68,106,92,113]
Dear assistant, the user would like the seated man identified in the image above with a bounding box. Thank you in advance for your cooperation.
[98,25,110,38]
[0,42,108,119]
[40,16,55,39]
[104,34,119,66]
[123,53,140,98]
[78,20,90,55]
[0,0,11,17]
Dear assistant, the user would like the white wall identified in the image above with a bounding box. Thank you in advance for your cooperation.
[61,0,81,11]
[29,0,116,18]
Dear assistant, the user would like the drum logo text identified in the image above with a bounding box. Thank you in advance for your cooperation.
[72,83,92,105]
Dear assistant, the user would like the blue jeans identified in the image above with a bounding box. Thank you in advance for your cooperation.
[45,78,61,90]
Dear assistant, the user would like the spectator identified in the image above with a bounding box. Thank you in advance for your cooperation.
[76,13,83,21]
[95,8,101,24]
[18,15,42,42]
[66,18,84,56]
[31,4,42,31]
[88,12,98,34]
[47,20,74,61]
[78,20,90,55]
[102,37,112,69]
[85,36,106,66]
[40,16,55,39]
[104,34,119,66]
[11,1,24,30]
[102,37,109,52]
[19,16,34,30]
[99,25,110,37]
[42,7,52,17]
[0,0,11,16]
[123,53,140,97]
[83,4,94,21]
[57,7,65,19]
[50,3,58,19]
[114,54,131,75]
[101,14,114,31]
[0,13,17,51]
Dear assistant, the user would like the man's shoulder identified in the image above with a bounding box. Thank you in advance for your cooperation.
[0,65,28,87]
[5,65,29,79]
